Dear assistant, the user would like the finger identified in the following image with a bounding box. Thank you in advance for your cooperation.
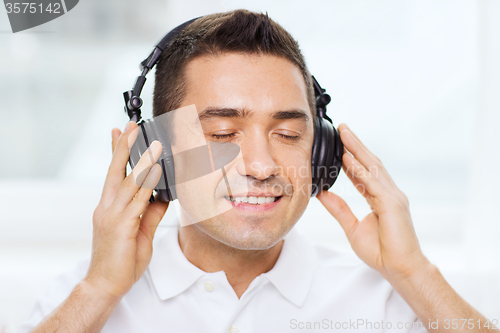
[340,124,401,191]
[342,151,384,197]
[338,124,382,173]
[316,190,359,240]
[338,123,375,158]
[134,195,169,277]
[118,163,163,227]
[139,198,169,242]
[342,163,370,199]
[110,140,163,214]
[111,128,122,153]
[338,123,392,185]
[100,121,138,209]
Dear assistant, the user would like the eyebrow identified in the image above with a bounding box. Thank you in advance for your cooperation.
[272,109,309,122]
[198,107,310,122]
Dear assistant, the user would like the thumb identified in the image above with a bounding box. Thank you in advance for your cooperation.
[316,190,358,240]
[139,200,170,242]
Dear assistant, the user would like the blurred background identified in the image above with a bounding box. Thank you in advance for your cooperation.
[1,0,499,329]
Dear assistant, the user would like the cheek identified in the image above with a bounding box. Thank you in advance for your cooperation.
[174,169,231,225]
[276,144,312,189]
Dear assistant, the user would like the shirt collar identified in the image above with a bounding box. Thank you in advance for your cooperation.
[262,227,317,307]
[148,224,206,301]
[148,223,317,307]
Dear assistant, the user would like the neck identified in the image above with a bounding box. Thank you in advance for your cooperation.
[178,224,284,299]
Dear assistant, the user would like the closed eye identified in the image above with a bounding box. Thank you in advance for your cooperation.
[210,132,300,141]
[277,133,300,141]
[211,133,236,140]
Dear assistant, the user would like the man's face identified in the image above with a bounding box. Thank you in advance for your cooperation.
[174,52,314,250]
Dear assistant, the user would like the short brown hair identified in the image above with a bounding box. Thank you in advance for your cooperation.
[153,9,316,119]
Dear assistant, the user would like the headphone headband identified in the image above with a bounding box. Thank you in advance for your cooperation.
[123,17,201,123]
[123,16,332,124]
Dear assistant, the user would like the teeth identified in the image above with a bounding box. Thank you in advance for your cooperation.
[227,196,279,205]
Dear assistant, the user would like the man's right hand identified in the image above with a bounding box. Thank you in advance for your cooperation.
[84,121,169,299]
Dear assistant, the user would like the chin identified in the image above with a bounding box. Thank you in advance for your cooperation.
[195,212,292,251]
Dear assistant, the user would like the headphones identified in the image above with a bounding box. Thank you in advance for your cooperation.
[123,17,344,203]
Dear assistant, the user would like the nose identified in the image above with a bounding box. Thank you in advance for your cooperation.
[236,132,279,181]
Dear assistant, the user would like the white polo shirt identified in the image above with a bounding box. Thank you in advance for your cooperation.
[17,224,427,333]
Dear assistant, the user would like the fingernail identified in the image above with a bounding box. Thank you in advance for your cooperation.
[124,121,131,132]
[149,140,159,151]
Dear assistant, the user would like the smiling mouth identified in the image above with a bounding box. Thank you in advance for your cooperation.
[224,196,282,205]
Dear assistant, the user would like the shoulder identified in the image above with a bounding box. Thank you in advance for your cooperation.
[311,242,391,292]
[306,242,425,331]
[313,242,364,268]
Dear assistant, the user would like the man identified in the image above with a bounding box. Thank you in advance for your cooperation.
[19,9,494,333]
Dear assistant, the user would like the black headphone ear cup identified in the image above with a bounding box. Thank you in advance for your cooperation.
[333,127,344,176]
[311,117,324,196]
[315,118,334,193]
[139,120,176,202]
[321,125,343,191]
[310,117,344,197]
[320,119,335,190]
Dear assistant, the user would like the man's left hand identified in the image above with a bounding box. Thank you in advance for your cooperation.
[317,123,430,282]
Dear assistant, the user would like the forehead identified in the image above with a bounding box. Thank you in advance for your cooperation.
[181,53,311,118]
